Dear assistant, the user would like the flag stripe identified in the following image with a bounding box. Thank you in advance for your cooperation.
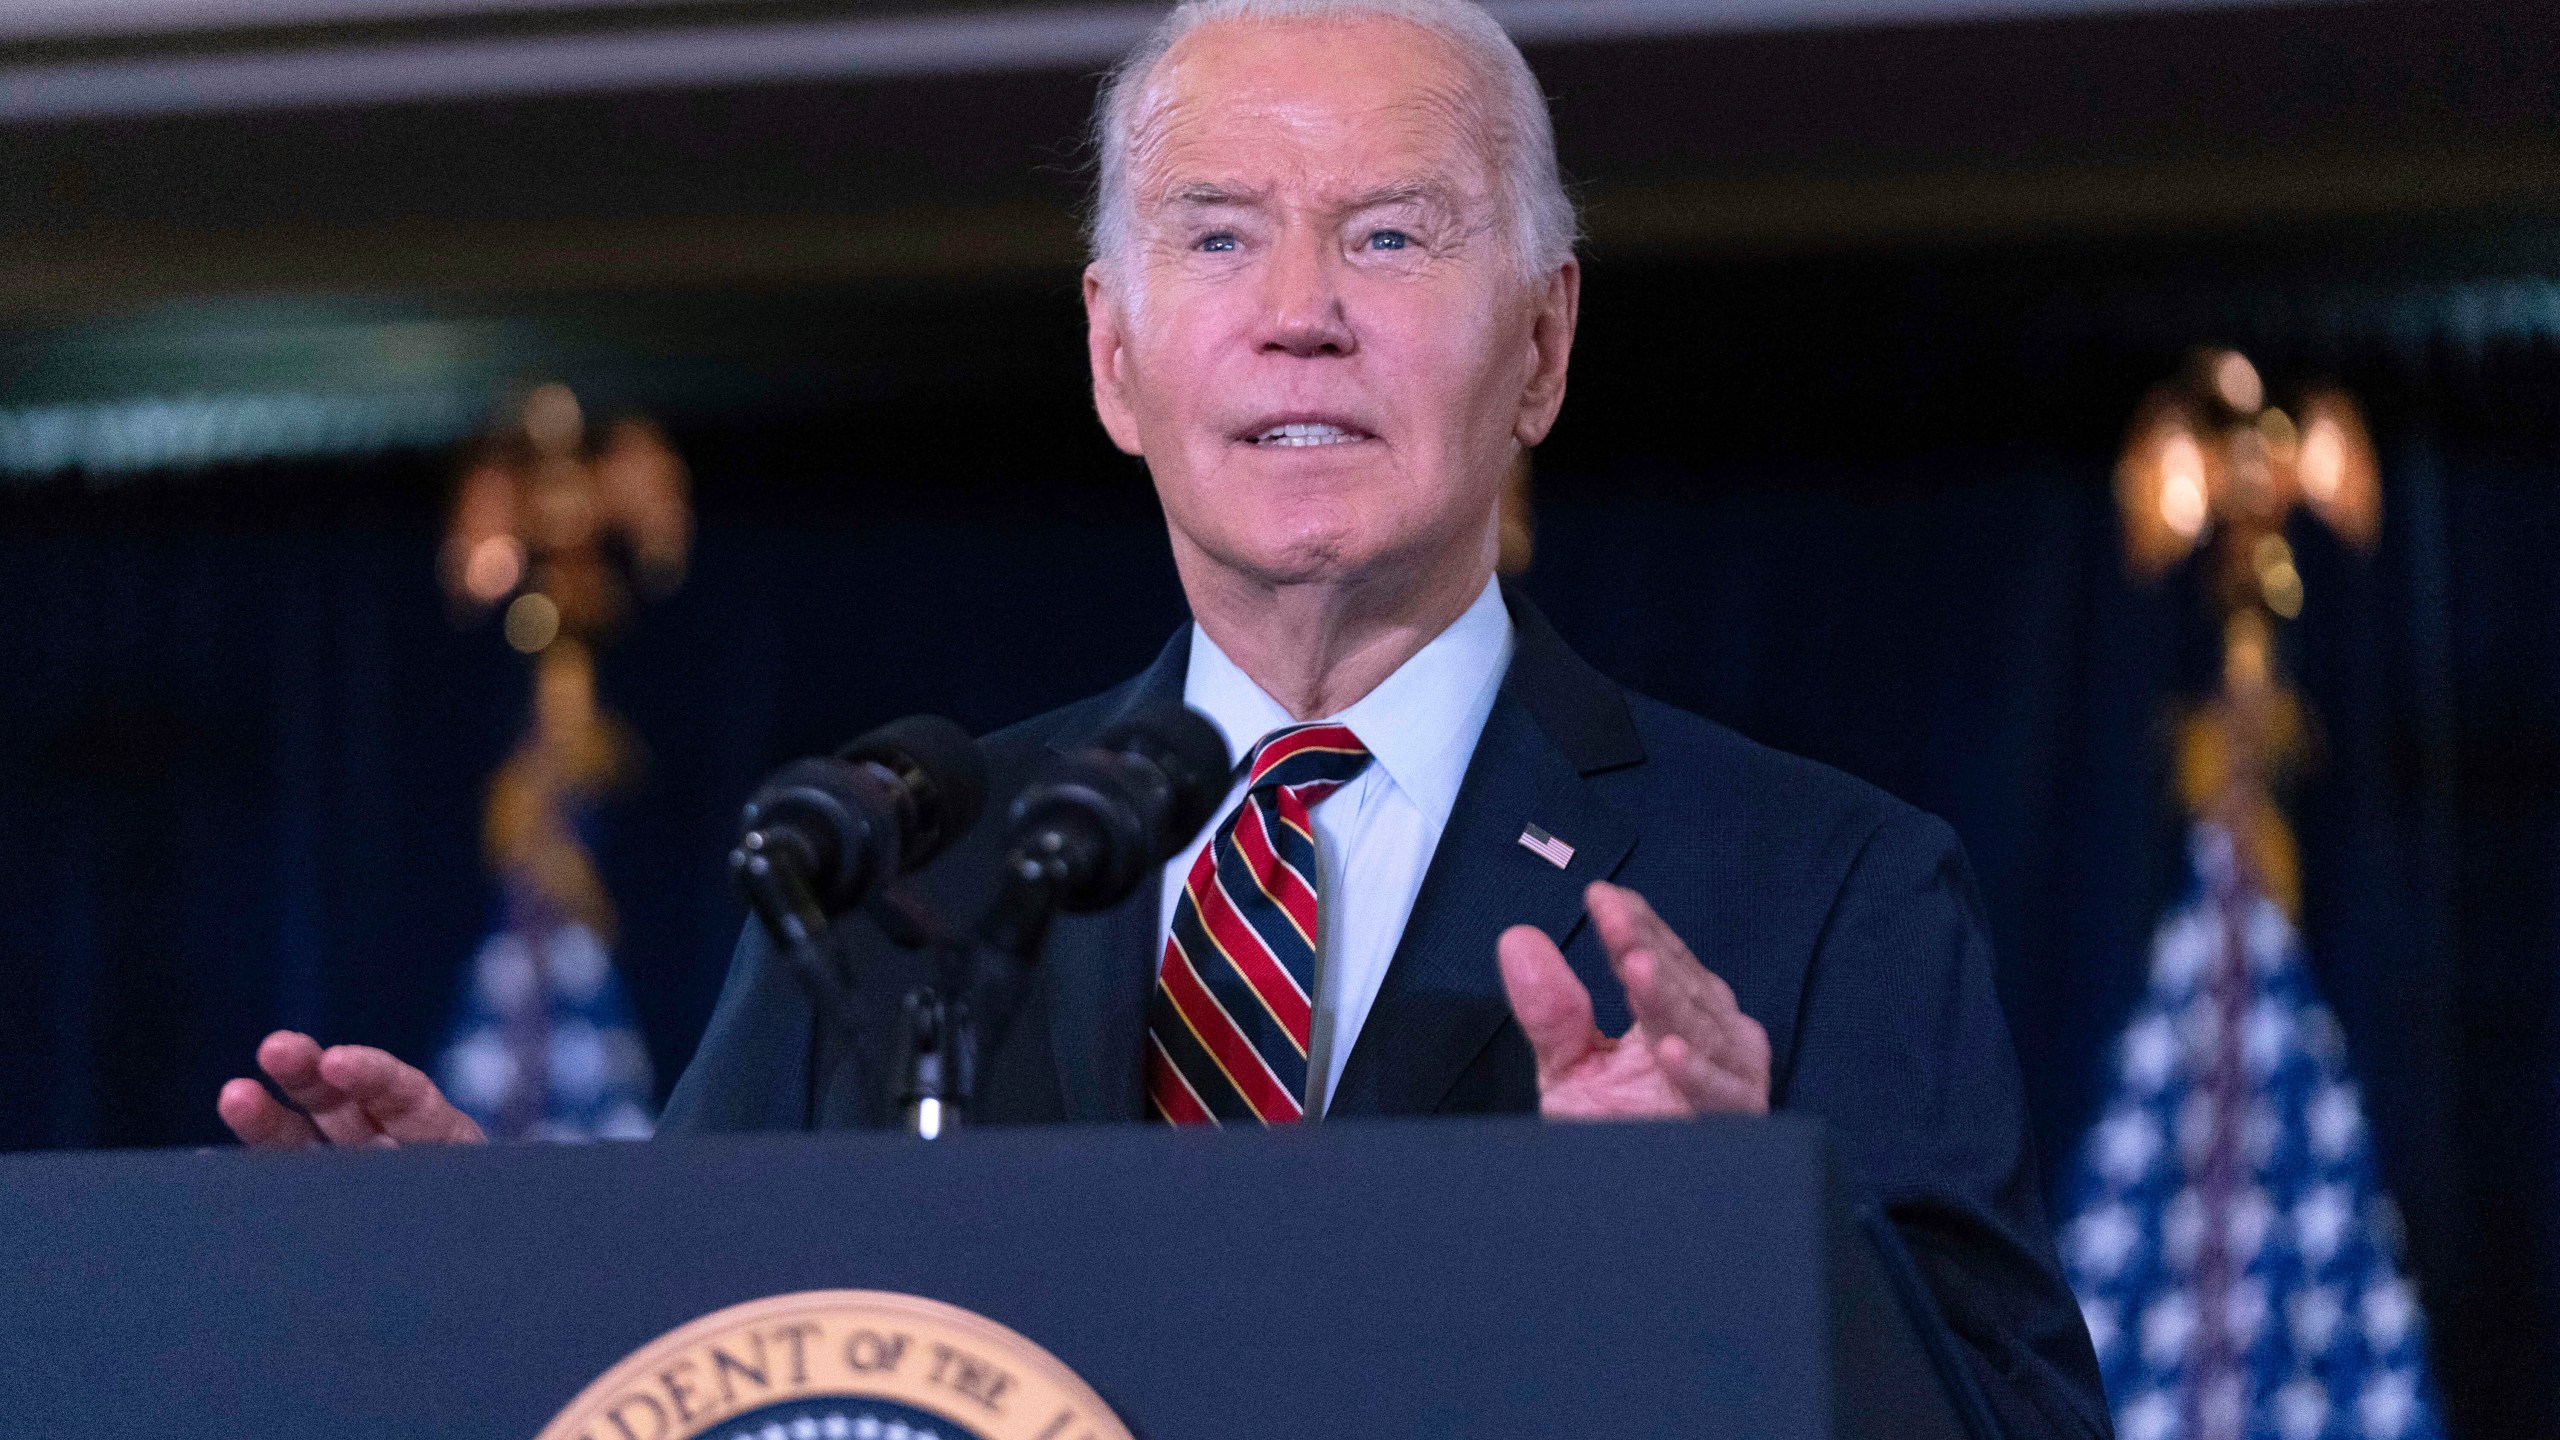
[1519,831,1573,867]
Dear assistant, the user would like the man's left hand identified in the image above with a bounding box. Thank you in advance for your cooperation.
[1497,881,1771,1118]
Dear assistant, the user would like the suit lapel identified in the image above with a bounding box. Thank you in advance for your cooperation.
[1328,694,1636,1116]
[1328,587,1646,1117]
[1049,625,1192,1122]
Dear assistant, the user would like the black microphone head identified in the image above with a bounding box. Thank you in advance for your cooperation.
[838,714,988,871]
[1095,700,1232,861]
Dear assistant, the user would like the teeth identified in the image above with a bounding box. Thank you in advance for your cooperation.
[1252,422,1362,447]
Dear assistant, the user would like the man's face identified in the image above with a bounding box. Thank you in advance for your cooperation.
[1085,15,1576,595]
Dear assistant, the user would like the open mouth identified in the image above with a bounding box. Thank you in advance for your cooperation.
[1243,421,1372,448]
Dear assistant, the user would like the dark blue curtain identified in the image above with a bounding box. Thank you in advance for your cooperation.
[1,502,515,1149]
[1,427,2551,1433]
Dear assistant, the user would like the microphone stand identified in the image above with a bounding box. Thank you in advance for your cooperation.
[895,843,1073,1139]
[890,986,969,1140]
[734,828,976,1135]
[734,824,1018,1142]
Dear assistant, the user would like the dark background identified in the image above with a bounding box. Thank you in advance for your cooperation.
[1,1,2556,1435]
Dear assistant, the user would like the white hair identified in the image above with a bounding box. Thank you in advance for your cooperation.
[1087,0,1577,280]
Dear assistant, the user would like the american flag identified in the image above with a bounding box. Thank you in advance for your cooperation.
[1517,822,1575,869]
[2060,823,2445,1440]
[436,894,656,1142]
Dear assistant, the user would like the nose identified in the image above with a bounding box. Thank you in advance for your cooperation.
[1254,232,1355,359]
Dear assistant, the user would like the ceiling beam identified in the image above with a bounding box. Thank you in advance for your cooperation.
[0,0,2355,122]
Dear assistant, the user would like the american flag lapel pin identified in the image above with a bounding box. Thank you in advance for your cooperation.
[1517,822,1576,869]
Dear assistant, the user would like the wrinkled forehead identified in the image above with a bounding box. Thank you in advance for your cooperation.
[1125,16,1505,215]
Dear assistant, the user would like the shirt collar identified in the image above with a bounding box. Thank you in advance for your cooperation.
[1182,575,1515,831]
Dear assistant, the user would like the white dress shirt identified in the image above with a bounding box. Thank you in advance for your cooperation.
[1158,576,1515,1117]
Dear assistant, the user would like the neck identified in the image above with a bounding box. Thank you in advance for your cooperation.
[1177,536,1496,721]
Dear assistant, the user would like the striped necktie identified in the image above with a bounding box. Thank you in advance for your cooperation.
[1146,722,1372,1125]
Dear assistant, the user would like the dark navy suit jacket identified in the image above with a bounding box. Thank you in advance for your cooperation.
[663,587,2109,1439]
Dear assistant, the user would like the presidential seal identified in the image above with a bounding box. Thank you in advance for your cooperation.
[536,1290,1136,1440]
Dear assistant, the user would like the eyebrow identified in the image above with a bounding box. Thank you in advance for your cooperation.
[1165,181,1262,209]
[1157,178,1461,215]
[1340,180,1457,212]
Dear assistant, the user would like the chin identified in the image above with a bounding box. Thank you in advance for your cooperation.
[1232,535,1361,587]
[1198,516,1399,588]
[1167,471,1447,590]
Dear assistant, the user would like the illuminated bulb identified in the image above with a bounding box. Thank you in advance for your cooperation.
[2257,407,2299,456]
[2160,433,2209,539]
[522,383,583,457]
[462,534,525,603]
[2262,562,2304,619]
[505,592,561,653]
[2253,534,2303,619]
[2213,351,2264,414]
[2298,418,2346,504]
[2227,612,2272,691]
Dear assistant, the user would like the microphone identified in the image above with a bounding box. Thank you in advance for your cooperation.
[732,714,989,915]
[728,715,987,1041]
[999,700,1231,920]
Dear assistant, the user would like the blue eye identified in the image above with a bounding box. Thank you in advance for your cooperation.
[1197,232,1238,253]
[1366,230,1412,251]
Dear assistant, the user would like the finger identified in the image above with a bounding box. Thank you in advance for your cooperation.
[1614,946,1722,1085]
[1654,1029,1771,1115]
[1588,886,1703,1034]
[257,1031,383,1146]
[1589,883,1737,1047]
[217,1077,323,1149]
[1590,886,1773,1114]
[1647,948,1743,1049]
[1652,966,1759,1094]
[1585,881,1696,972]
[1588,883,1711,1032]
[1687,964,1752,1047]
[1497,923,1604,1085]
[319,1047,486,1146]
[1729,1009,1772,1095]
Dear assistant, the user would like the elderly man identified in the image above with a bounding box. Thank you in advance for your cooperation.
[220,0,2105,1433]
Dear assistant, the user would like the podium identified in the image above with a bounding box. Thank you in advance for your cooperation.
[1,1115,1988,1437]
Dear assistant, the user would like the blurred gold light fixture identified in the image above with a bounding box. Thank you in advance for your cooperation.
[442,381,692,639]
[2116,348,2379,602]
[442,384,692,939]
[2115,348,2380,915]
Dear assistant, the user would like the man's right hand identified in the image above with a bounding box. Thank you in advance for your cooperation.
[217,1030,487,1148]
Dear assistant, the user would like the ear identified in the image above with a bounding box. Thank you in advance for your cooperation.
[1512,257,1580,448]
[1084,263,1147,457]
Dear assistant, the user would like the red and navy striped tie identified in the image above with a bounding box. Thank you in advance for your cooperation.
[1146,722,1372,1125]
